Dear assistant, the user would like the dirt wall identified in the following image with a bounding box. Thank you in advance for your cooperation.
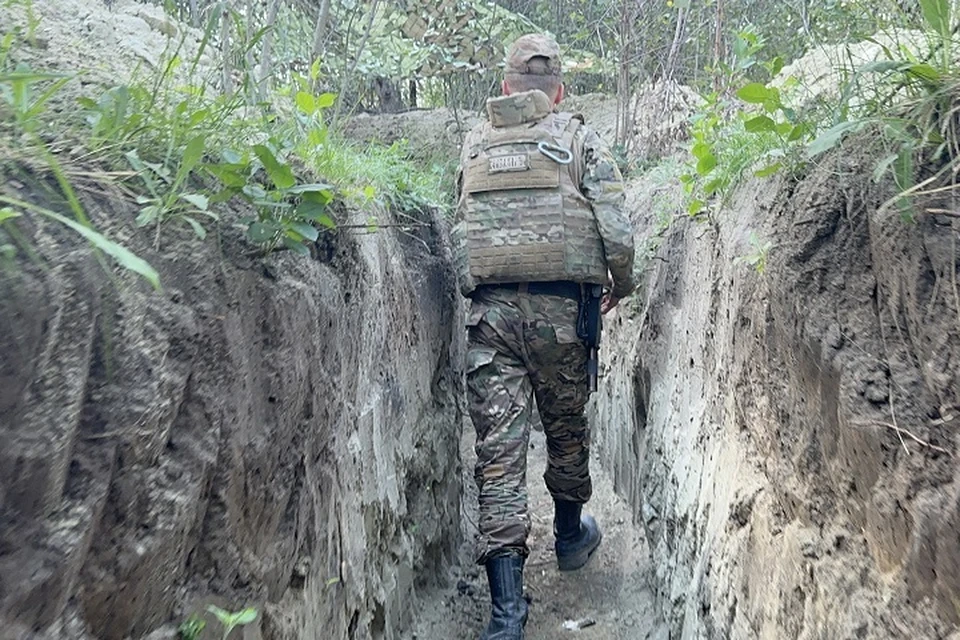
[0,182,464,640]
[593,151,960,639]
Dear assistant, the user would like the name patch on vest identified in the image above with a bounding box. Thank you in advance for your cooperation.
[488,154,528,173]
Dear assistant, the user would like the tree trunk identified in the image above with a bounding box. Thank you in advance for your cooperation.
[221,2,234,95]
[258,0,282,95]
[713,0,724,91]
[664,5,687,81]
[311,0,333,61]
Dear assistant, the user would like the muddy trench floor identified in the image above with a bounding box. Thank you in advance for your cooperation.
[403,426,667,640]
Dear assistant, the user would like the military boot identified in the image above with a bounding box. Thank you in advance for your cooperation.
[554,500,602,571]
[479,553,528,640]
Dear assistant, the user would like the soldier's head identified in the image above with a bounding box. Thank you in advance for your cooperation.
[502,34,564,105]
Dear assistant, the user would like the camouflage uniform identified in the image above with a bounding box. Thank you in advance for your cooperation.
[453,39,636,565]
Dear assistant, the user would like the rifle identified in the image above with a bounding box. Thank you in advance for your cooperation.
[577,284,604,393]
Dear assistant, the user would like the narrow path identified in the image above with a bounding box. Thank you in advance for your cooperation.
[405,423,665,640]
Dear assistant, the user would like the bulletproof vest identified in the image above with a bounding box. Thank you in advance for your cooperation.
[458,106,608,287]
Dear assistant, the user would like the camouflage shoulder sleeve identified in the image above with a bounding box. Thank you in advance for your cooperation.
[575,124,636,298]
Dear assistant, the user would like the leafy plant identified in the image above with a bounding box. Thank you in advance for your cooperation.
[802,0,958,220]
[734,231,774,274]
[0,64,71,133]
[125,138,218,244]
[178,614,206,640]
[206,605,257,640]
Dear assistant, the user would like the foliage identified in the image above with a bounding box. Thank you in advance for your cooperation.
[676,0,960,222]
[206,605,258,640]
[800,0,960,220]
[1,0,450,294]
[734,231,774,274]
[178,614,206,640]
[0,198,161,289]
[679,34,815,216]
[0,28,161,288]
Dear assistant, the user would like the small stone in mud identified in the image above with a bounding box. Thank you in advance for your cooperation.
[562,617,596,630]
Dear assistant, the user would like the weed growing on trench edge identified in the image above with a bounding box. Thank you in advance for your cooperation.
[1,5,447,284]
[178,614,206,640]
[734,231,774,275]
[681,0,960,224]
[207,605,258,640]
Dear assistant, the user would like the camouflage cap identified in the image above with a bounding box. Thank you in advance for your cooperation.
[505,34,562,76]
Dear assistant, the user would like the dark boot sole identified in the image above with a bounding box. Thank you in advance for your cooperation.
[556,529,603,571]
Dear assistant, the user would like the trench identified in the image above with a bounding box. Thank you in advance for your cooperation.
[1,2,959,634]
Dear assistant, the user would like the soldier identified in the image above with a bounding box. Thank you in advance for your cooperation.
[452,33,637,640]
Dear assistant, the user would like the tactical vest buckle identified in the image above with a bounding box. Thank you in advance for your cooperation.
[537,141,573,165]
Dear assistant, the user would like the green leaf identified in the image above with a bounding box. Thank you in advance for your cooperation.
[872,153,899,183]
[180,193,209,210]
[204,163,246,187]
[807,121,863,158]
[859,60,908,74]
[181,135,206,175]
[687,199,705,215]
[242,184,268,201]
[744,115,776,133]
[188,108,211,127]
[736,83,770,104]
[0,196,160,289]
[316,93,337,108]
[206,605,230,625]
[691,142,711,160]
[769,56,784,77]
[775,122,794,137]
[222,149,243,164]
[920,0,950,36]
[289,221,319,242]
[136,206,160,226]
[907,63,941,83]
[302,189,334,205]
[183,216,207,239]
[298,201,336,229]
[696,154,717,176]
[0,207,22,223]
[363,185,376,200]
[253,144,296,190]
[316,213,336,229]
[296,91,316,115]
[283,235,310,255]
[754,162,782,178]
[788,124,810,142]
[704,179,723,195]
[286,183,334,195]
[233,608,258,625]
[247,221,280,243]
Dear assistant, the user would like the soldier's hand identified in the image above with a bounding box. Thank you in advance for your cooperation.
[601,293,620,314]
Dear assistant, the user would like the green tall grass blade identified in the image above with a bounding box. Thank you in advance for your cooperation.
[920,0,950,37]
[0,196,160,289]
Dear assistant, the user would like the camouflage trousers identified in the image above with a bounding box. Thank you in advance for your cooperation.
[466,287,592,564]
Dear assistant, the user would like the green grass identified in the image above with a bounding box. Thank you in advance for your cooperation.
[0,12,449,282]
